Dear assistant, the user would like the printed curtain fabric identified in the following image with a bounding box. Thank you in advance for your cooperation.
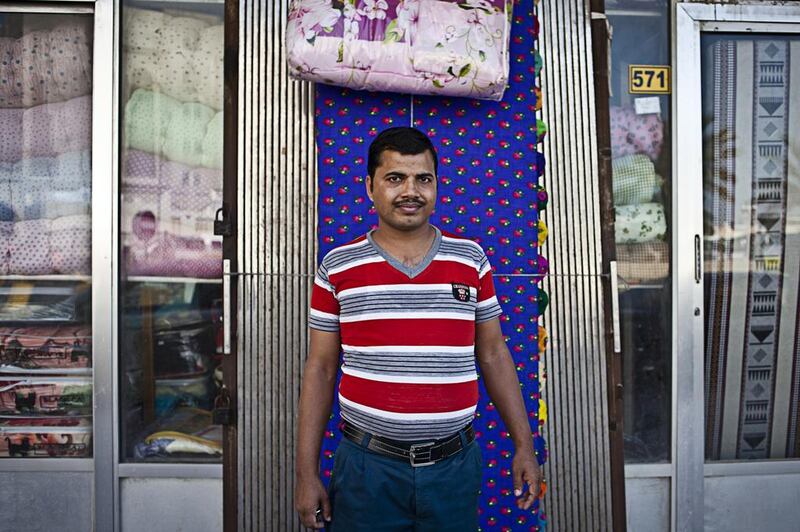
[704,38,800,460]
[315,0,549,528]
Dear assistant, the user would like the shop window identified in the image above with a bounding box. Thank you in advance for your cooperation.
[0,12,94,458]
[702,33,800,461]
[119,1,224,463]
[606,0,671,463]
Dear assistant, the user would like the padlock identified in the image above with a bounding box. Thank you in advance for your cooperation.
[214,207,233,237]
[213,387,233,425]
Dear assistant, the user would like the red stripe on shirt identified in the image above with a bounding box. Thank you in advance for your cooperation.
[341,318,475,347]
[339,373,479,414]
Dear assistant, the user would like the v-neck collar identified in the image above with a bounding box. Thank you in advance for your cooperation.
[366,225,442,279]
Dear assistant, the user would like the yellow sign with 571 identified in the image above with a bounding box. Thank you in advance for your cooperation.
[629,65,671,94]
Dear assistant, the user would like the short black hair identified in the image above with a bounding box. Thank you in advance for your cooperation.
[367,127,438,180]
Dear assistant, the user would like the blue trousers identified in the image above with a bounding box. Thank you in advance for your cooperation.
[327,435,482,532]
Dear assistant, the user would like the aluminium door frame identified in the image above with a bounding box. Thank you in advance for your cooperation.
[674,4,800,531]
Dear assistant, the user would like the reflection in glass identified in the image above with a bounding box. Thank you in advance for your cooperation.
[703,34,800,461]
[119,2,224,462]
[0,13,94,458]
[607,0,672,463]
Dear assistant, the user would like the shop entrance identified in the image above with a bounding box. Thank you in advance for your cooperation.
[674,4,800,531]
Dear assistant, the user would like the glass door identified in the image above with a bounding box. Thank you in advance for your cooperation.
[676,5,800,531]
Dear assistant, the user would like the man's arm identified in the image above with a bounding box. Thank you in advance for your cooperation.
[295,328,341,528]
[475,316,542,510]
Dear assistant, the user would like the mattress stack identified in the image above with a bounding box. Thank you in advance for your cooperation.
[610,106,669,287]
[0,20,95,458]
[121,8,224,279]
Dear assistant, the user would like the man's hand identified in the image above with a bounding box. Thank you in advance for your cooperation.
[295,475,331,529]
[512,451,543,510]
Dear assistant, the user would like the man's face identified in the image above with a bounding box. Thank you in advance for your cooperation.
[366,149,437,232]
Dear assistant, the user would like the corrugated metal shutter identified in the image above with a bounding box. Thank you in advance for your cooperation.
[538,0,616,530]
[235,1,316,530]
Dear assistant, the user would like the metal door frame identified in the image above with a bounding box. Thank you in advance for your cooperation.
[675,4,800,531]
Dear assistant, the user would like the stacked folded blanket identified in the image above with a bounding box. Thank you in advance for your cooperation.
[611,137,669,284]
[119,7,226,279]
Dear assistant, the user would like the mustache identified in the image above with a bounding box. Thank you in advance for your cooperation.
[394,199,425,207]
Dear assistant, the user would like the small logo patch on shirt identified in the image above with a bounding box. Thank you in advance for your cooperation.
[452,283,471,302]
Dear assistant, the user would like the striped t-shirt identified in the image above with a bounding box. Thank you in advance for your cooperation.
[309,226,503,441]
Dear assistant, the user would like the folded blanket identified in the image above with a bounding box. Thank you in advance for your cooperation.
[615,203,667,244]
[125,232,221,278]
[49,214,91,274]
[610,106,664,162]
[612,154,663,206]
[125,89,223,168]
[124,149,221,191]
[616,241,670,285]
[123,8,223,109]
[286,0,512,101]
[0,97,92,162]
[11,151,91,186]
[0,21,93,107]
[6,220,52,275]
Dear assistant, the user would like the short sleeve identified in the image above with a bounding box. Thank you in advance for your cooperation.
[476,251,503,323]
[309,259,340,332]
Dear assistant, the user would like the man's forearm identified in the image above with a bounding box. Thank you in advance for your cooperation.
[295,359,338,479]
[478,348,534,452]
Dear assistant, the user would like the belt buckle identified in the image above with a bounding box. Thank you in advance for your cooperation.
[409,441,436,468]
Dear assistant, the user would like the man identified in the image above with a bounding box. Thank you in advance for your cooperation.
[295,127,541,531]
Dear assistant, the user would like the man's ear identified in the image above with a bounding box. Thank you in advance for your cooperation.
[365,174,374,201]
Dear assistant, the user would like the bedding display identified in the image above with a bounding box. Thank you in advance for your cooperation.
[0,377,92,416]
[0,21,93,108]
[0,417,92,458]
[0,12,95,462]
[119,3,225,464]
[616,241,669,285]
[286,0,513,101]
[614,202,666,245]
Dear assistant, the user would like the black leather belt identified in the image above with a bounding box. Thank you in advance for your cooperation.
[341,421,475,467]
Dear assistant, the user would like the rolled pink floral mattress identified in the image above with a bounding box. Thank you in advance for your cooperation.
[286,0,513,100]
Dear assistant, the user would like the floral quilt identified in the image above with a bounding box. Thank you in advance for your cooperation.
[287,0,513,100]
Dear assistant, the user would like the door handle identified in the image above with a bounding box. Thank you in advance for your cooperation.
[223,259,231,355]
[610,260,621,354]
[695,234,702,283]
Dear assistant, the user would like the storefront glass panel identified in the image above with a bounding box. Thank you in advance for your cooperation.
[702,33,800,461]
[119,1,224,463]
[607,0,672,463]
[0,12,94,458]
